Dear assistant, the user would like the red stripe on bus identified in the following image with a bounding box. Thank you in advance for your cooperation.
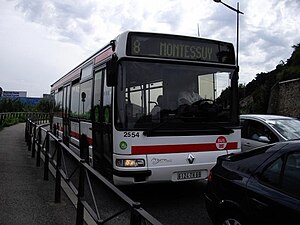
[51,68,80,90]
[70,131,80,139]
[87,138,93,145]
[70,131,93,145]
[132,142,238,155]
[95,47,113,64]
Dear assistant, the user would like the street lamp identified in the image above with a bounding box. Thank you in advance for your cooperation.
[213,0,244,69]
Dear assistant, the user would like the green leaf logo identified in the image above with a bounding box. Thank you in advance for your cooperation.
[119,141,127,150]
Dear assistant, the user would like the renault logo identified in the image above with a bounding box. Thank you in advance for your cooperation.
[187,154,195,164]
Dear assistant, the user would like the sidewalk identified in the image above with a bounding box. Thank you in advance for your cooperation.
[0,123,76,225]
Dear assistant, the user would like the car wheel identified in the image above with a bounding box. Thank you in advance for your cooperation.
[218,212,244,225]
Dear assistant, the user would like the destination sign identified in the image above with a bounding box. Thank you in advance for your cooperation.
[127,32,235,64]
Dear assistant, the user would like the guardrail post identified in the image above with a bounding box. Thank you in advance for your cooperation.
[55,139,62,203]
[76,134,88,225]
[28,121,32,152]
[44,131,50,181]
[25,120,29,144]
[36,126,41,167]
[53,124,57,137]
[31,123,36,158]
[130,202,142,225]
[25,120,28,143]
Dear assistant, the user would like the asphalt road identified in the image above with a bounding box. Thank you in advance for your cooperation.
[47,127,214,225]
[57,150,213,225]
[120,181,213,225]
[53,137,214,225]
[0,123,77,225]
[1,122,213,225]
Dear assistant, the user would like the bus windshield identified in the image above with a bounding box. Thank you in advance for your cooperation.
[115,61,235,131]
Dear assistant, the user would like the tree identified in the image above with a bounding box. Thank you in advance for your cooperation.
[0,98,23,112]
[36,97,55,113]
[240,43,300,114]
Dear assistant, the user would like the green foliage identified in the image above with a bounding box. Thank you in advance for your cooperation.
[286,44,300,66]
[251,86,269,113]
[35,97,55,113]
[0,97,55,114]
[0,97,53,128]
[0,98,24,112]
[1,117,21,127]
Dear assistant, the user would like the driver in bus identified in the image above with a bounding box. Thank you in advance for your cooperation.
[151,95,164,116]
[178,82,202,106]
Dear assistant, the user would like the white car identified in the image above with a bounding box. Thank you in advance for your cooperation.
[240,114,300,151]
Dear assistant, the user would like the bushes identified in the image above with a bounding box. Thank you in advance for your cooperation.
[0,114,28,129]
[0,98,25,112]
[0,97,52,129]
[1,117,21,128]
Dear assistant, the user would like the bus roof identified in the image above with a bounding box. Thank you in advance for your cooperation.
[51,31,235,91]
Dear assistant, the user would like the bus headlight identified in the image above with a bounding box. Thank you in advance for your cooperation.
[116,159,145,167]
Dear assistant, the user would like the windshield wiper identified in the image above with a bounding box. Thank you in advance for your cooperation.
[143,117,234,137]
[143,116,185,136]
[209,124,234,134]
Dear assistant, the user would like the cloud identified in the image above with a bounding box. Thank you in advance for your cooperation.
[284,0,300,8]
[14,0,96,44]
[0,0,89,96]
[157,2,182,31]
[216,0,300,84]
[2,0,300,96]
[15,0,94,23]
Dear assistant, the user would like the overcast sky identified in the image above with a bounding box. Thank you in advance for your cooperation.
[1,0,300,97]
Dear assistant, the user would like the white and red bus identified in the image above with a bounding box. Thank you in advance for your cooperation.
[51,31,241,185]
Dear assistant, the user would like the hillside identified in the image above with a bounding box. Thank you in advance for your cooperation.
[239,43,300,115]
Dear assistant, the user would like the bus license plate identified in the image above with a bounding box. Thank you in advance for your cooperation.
[177,171,202,180]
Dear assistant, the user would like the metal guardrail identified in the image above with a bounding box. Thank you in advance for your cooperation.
[0,112,49,126]
[25,119,162,225]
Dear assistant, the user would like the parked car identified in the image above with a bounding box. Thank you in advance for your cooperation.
[240,114,300,151]
[204,141,300,225]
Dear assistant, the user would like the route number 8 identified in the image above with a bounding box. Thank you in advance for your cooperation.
[133,40,141,54]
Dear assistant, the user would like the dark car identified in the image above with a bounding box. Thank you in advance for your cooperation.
[204,141,300,225]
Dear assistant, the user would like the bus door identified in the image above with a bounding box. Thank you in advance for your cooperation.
[63,85,70,144]
[92,68,113,176]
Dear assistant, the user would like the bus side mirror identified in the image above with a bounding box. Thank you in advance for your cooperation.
[106,54,118,87]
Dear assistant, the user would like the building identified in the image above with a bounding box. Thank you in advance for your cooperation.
[0,87,42,107]
[2,91,27,98]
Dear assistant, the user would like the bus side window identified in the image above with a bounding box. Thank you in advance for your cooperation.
[70,83,80,117]
[79,79,93,119]
[54,89,63,116]
[103,70,112,123]
[93,70,103,123]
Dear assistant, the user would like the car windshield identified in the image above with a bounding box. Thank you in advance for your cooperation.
[267,118,300,140]
[115,61,235,131]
